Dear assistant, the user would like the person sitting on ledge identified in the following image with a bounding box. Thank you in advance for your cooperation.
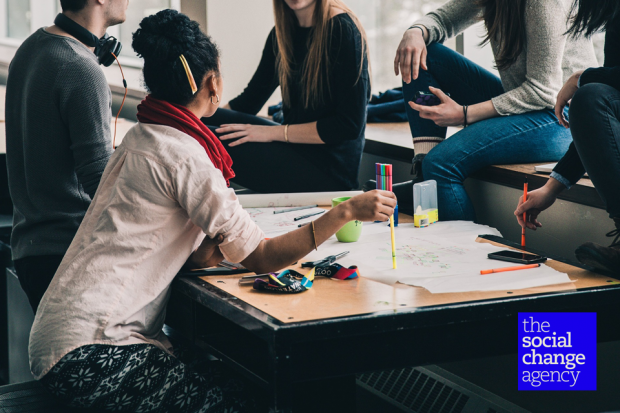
[515,0,620,274]
[371,0,597,220]
[203,0,370,194]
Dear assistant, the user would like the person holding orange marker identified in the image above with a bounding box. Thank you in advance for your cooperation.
[515,0,620,275]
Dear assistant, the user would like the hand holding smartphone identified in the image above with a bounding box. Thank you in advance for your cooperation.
[413,91,450,107]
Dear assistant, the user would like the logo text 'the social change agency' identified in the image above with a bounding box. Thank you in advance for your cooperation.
[518,312,596,391]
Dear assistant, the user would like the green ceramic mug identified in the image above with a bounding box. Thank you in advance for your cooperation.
[332,196,363,242]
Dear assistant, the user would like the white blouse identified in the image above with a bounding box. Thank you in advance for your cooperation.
[29,123,265,379]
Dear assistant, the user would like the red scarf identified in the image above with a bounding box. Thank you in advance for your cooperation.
[136,95,235,186]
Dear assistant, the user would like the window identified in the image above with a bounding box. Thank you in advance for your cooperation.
[347,0,449,93]
[0,0,59,42]
[108,0,180,60]
[346,0,605,92]
[6,0,32,40]
[0,0,180,64]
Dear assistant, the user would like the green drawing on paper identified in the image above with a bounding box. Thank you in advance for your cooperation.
[377,243,457,270]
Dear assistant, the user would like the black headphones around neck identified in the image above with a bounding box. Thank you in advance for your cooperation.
[54,13,122,67]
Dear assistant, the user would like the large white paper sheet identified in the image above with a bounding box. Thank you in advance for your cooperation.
[245,211,573,293]
[345,223,571,292]
[238,191,362,208]
[400,261,571,294]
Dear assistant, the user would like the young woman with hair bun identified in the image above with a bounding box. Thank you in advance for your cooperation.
[27,9,395,412]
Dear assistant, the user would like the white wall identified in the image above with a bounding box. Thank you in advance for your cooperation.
[206,0,278,105]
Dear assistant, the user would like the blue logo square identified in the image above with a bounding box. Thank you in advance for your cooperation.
[518,312,596,391]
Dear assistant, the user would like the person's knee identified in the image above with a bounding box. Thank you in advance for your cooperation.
[402,43,452,90]
[422,141,470,183]
[425,42,448,57]
[570,83,620,146]
[569,83,617,123]
[422,148,449,180]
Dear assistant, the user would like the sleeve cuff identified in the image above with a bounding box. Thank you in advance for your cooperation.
[412,17,440,44]
[550,171,573,190]
[219,217,265,264]
[491,95,512,116]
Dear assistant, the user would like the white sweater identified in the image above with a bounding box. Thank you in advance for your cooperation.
[414,0,598,115]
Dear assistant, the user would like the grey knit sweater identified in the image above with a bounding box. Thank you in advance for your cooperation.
[414,0,598,115]
[5,29,113,260]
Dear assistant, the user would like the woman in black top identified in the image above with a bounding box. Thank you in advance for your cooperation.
[515,0,620,274]
[202,0,370,193]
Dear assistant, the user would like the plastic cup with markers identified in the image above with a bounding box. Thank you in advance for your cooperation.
[332,196,363,242]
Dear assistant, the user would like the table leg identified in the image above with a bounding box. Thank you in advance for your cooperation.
[269,337,357,412]
[270,342,294,413]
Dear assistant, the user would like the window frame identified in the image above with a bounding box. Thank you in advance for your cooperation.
[111,0,180,68]
[0,0,181,69]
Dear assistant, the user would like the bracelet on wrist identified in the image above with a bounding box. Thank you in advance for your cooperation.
[463,105,469,128]
[408,25,425,36]
[284,124,289,143]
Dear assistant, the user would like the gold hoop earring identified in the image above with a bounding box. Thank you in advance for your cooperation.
[210,94,220,105]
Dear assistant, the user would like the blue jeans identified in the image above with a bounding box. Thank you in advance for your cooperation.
[569,83,620,219]
[403,43,573,221]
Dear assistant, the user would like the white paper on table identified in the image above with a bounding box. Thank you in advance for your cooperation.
[245,207,327,237]
[399,261,572,294]
[244,213,573,293]
[238,191,362,208]
[344,222,572,292]
[300,221,505,284]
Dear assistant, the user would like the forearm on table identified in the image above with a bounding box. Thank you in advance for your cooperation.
[241,204,351,273]
[465,100,500,124]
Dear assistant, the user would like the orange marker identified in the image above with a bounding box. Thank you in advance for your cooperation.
[521,177,528,248]
[481,263,540,275]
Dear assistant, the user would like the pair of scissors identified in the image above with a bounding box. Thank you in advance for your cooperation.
[301,251,349,268]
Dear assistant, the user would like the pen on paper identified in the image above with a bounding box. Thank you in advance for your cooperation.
[273,205,318,214]
[293,210,325,222]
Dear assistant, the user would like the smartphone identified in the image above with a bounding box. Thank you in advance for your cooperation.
[488,250,547,264]
[413,91,450,106]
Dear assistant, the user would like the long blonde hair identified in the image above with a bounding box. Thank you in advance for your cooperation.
[273,0,369,109]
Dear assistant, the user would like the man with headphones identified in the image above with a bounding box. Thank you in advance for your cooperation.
[5,0,128,312]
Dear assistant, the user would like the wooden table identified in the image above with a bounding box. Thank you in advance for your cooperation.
[166,216,620,413]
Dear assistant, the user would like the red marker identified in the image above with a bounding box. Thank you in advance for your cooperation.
[481,263,540,275]
[521,177,528,248]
